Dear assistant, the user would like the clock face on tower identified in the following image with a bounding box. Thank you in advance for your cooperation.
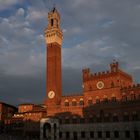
[48,91,55,99]
[96,81,104,89]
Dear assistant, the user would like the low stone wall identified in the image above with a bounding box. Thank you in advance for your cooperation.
[0,134,39,140]
[59,121,140,140]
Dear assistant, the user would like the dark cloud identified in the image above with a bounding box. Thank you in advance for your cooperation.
[0,73,46,106]
[62,67,82,95]
[0,0,140,105]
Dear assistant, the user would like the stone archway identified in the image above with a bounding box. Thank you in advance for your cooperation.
[40,118,59,140]
[43,123,51,140]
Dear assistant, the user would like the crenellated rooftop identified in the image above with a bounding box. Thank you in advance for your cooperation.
[82,61,132,82]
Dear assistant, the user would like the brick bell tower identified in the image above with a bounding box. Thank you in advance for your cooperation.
[44,7,63,106]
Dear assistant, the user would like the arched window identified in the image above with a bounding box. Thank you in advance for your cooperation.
[96,115,102,123]
[51,19,54,26]
[111,94,117,102]
[88,115,94,123]
[80,118,85,123]
[104,114,110,122]
[123,112,129,122]
[64,100,69,106]
[72,99,77,106]
[72,117,77,124]
[113,113,119,122]
[79,98,84,106]
[88,97,93,106]
[132,112,139,121]
[122,95,127,102]
[59,119,62,124]
[96,96,100,104]
[131,94,136,100]
[103,95,108,103]
[65,118,70,124]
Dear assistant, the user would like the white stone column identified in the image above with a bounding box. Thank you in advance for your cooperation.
[70,132,73,140]
[130,131,134,140]
[110,131,114,139]
[77,132,81,140]
[94,131,98,139]
[120,131,125,139]
[102,131,106,139]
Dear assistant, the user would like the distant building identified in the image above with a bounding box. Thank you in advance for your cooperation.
[18,103,34,113]
[0,102,17,133]
[2,7,140,140]
[6,104,47,137]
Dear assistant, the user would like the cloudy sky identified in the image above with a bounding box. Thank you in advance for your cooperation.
[0,0,140,106]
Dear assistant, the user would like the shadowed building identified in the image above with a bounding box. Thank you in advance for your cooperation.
[0,102,17,134]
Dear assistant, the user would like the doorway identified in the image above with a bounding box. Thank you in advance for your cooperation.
[43,123,51,140]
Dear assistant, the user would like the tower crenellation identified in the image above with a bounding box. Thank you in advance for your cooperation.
[110,61,119,72]
[82,68,90,82]
[45,7,63,46]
